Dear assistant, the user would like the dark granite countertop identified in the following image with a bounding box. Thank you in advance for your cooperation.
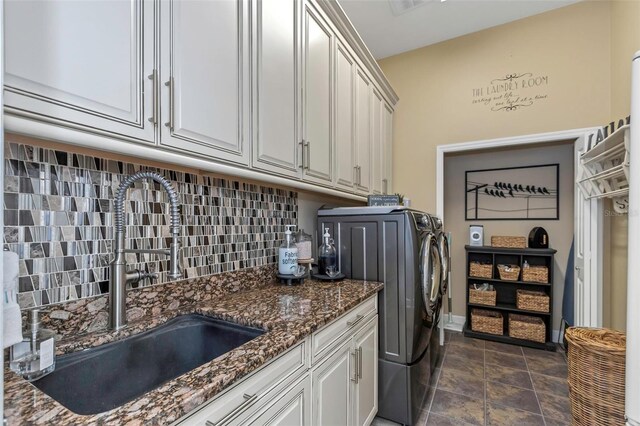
[4,278,383,425]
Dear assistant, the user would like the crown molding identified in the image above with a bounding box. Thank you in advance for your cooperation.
[316,0,400,106]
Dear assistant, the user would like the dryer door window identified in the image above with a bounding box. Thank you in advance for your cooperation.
[420,233,442,316]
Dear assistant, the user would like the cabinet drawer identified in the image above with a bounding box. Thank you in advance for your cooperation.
[177,339,309,426]
[311,296,377,364]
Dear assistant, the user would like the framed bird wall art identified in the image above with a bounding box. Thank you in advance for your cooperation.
[465,164,559,220]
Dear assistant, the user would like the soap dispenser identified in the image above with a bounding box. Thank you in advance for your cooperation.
[9,309,56,381]
[318,227,337,275]
[279,225,299,275]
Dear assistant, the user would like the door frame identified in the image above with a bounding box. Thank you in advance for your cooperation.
[435,127,603,344]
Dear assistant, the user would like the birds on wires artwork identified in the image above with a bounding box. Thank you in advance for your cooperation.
[465,164,559,220]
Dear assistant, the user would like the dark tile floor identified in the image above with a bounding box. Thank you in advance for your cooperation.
[373,331,570,426]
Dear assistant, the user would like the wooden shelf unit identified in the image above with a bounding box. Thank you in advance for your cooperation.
[463,245,557,351]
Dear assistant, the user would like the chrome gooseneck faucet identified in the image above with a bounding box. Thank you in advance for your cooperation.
[109,171,183,330]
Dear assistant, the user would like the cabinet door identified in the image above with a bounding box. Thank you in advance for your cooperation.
[311,339,353,426]
[353,316,379,426]
[355,68,371,194]
[370,88,384,195]
[160,0,250,164]
[334,40,356,191]
[252,0,301,177]
[302,2,333,185]
[382,103,394,195]
[4,0,155,143]
[246,375,311,426]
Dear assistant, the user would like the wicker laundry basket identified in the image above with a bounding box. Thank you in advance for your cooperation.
[522,265,549,283]
[565,327,626,426]
[469,286,497,306]
[491,236,527,248]
[471,309,503,335]
[469,262,492,279]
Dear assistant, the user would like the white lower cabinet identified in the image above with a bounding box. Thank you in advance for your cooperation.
[353,317,378,426]
[246,375,311,426]
[312,339,353,425]
[312,315,378,426]
[175,296,378,426]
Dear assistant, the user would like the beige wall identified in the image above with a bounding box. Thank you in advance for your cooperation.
[379,0,640,331]
[298,191,363,258]
[444,142,574,330]
[378,1,611,212]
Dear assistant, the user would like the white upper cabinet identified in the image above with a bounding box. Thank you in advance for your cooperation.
[302,2,333,185]
[252,0,302,177]
[370,88,384,195]
[334,41,356,191]
[159,0,250,164]
[382,103,394,194]
[4,0,396,198]
[4,0,155,143]
[354,68,371,194]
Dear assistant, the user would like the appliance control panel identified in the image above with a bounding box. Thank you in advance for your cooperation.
[411,212,431,232]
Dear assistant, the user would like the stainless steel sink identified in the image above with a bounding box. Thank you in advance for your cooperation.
[32,314,265,415]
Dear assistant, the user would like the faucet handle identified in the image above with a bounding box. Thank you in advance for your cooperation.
[127,270,159,285]
[140,272,159,282]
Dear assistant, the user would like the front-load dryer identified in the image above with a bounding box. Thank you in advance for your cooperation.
[318,206,443,426]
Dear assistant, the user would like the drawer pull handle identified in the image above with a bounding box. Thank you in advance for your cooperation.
[206,393,257,426]
[347,314,364,328]
[357,346,363,379]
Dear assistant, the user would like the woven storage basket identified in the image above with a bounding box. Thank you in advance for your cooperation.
[469,262,492,279]
[522,265,549,283]
[491,236,527,248]
[508,314,545,343]
[516,289,550,313]
[565,327,626,426]
[469,286,496,306]
[471,309,503,335]
[497,264,520,281]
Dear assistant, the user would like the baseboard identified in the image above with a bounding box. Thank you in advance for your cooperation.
[442,314,465,332]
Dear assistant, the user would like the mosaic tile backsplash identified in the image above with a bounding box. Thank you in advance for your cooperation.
[3,140,298,309]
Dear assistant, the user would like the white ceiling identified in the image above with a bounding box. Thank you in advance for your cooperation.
[338,0,580,59]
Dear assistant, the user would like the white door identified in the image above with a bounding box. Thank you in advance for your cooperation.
[302,2,333,185]
[355,68,371,194]
[382,103,394,195]
[353,316,379,426]
[574,133,603,327]
[4,0,155,143]
[160,0,250,164]
[334,40,356,191]
[246,375,311,426]
[370,88,383,195]
[312,340,353,426]
[252,0,301,177]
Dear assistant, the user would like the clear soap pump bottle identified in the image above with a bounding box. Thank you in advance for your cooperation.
[318,227,337,275]
[279,225,299,275]
[9,309,56,381]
